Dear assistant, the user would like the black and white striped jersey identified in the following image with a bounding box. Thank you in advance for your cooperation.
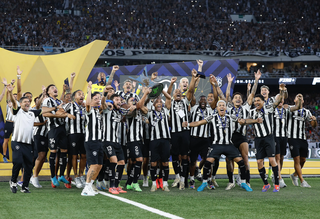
[85,107,102,142]
[118,122,127,146]
[265,96,276,106]
[249,104,274,138]
[64,102,86,135]
[11,107,41,144]
[170,98,190,133]
[227,102,251,136]
[102,108,123,143]
[273,107,289,138]
[33,114,48,137]
[287,107,313,140]
[115,90,140,101]
[147,107,171,141]
[190,105,214,138]
[205,113,234,145]
[42,97,65,130]
[126,110,143,143]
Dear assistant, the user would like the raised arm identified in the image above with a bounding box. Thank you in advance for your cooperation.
[246,83,251,99]
[106,65,119,86]
[113,80,120,91]
[209,74,218,109]
[273,84,286,109]
[162,89,172,110]
[211,75,227,102]
[136,87,151,110]
[186,69,199,102]
[60,84,68,103]
[247,69,261,105]
[16,66,23,100]
[0,78,7,102]
[86,82,92,112]
[36,86,47,109]
[167,77,177,95]
[6,84,17,109]
[69,72,76,93]
[225,73,234,103]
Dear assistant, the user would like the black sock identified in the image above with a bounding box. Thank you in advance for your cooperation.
[115,165,124,187]
[133,161,142,183]
[246,169,250,183]
[109,163,116,188]
[181,159,188,179]
[259,167,269,185]
[104,159,110,181]
[150,166,157,182]
[203,161,212,181]
[236,160,246,181]
[163,166,169,182]
[98,163,106,181]
[227,170,233,183]
[59,152,67,177]
[126,167,134,185]
[212,159,220,176]
[158,166,163,179]
[172,155,180,175]
[195,166,199,176]
[272,166,279,185]
[49,152,56,178]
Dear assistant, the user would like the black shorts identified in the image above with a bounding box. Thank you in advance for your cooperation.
[189,137,210,163]
[47,126,68,150]
[142,138,150,158]
[84,140,104,165]
[150,139,171,163]
[254,134,275,159]
[102,141,125,161]
[33,135,48,153]
[274,137,288,156]
[231,132,248,148]
[68,133,86,155]
[4,121,14,139]
[207,144,241,161]
[171,131,190,156]
[288,138,308,158]
[127,141,143,159]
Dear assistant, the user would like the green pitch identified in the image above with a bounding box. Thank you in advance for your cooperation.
[1,178,320,219]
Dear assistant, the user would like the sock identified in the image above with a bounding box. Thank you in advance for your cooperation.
[98,163,106,181]
[150,166,157,182]
[212,159,219,176]
[49,152,56,178]
[152,181,157,186]
[227,170,234,183]
[163,181,168,187]
[172,155,180,175]
[133,161,142,183]
[115,165,124,187]
[259,167,269,185]
[246,169,250,183]
[158,167,163,179]
[190,176,195,181]
[59,152,67,177]
[104,159,110,180]
[126,167,134,185]
[109,163,116,188]
[272,166,279,185]
[175,174,180,179]
[163,166,169,182]
[203,161,212,182]
[236,160,246,182]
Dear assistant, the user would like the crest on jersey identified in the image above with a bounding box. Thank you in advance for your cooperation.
[92,151,97,156]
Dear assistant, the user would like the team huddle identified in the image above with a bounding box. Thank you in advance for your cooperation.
[2,61,317,196]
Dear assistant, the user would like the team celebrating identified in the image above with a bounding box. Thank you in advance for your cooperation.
[2,61,317,195]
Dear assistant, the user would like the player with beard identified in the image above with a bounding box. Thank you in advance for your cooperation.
[167,69,199,190]
[222,71,261,190]
[101,93,135,194]
[288,94,317,188]
[115,79,140,103]
[183,99,257,192]
[249,84,286,192]
[188,75,218,189]
[42,84,76,187]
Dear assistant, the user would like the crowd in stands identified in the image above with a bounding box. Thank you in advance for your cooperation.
[1,0,320,52]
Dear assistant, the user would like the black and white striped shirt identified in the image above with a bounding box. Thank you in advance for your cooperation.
[287,107,313,140]
[227,102,251,136]
[205,113,234,145]
[126,110,143,143]
[148,107,171,141]
[265,96,276,106]
[249,104,274,138]
[273,107,289,138]
[115,90,140,101]
[85,107,102,142]
[12,107,41,144]
[33,114,48,137]
[118,122,127,146]
[190,105,214,138]
[42,97,65,130]
[64,102,86,135]
[170,98,190,133]
[102,109,122,143]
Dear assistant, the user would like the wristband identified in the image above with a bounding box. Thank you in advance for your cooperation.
[17,75,21,79]
[106,100,114,104]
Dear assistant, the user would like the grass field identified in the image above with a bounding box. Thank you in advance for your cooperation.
[1,177,320,219]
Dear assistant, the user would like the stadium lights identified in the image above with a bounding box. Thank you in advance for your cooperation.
[305,65,308,68]
[262,65,265,68]
[252,63,257,66]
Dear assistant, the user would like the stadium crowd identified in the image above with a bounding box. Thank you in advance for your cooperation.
[1,0,320,52]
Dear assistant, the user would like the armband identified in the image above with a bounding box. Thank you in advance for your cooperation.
[106,100,114,104]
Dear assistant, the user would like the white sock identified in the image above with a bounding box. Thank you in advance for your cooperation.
[180,176,185,182]
[152,181,157,186]
[143,176,147,180]
[241,180,245,184]
[190,176,195,181]
[203,179,207,183]
[211,176,215,180]
[163,181,168,187]
[175,174,180,179]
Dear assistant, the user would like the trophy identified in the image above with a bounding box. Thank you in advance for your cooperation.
[128,67,164,99]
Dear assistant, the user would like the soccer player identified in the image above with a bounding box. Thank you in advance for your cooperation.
[188,76,218,189]
[81,82,104,196]
[115,79,140,101]
[42,84,76,187]
[64,88,87,189]
[6,84,56,193]
[167,69,198,190]
[90,66,119,95]
[183,98,255,192]
[249,84,286,192]
[288,94,317,187]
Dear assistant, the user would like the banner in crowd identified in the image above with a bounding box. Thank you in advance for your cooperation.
[87,59,239,97]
